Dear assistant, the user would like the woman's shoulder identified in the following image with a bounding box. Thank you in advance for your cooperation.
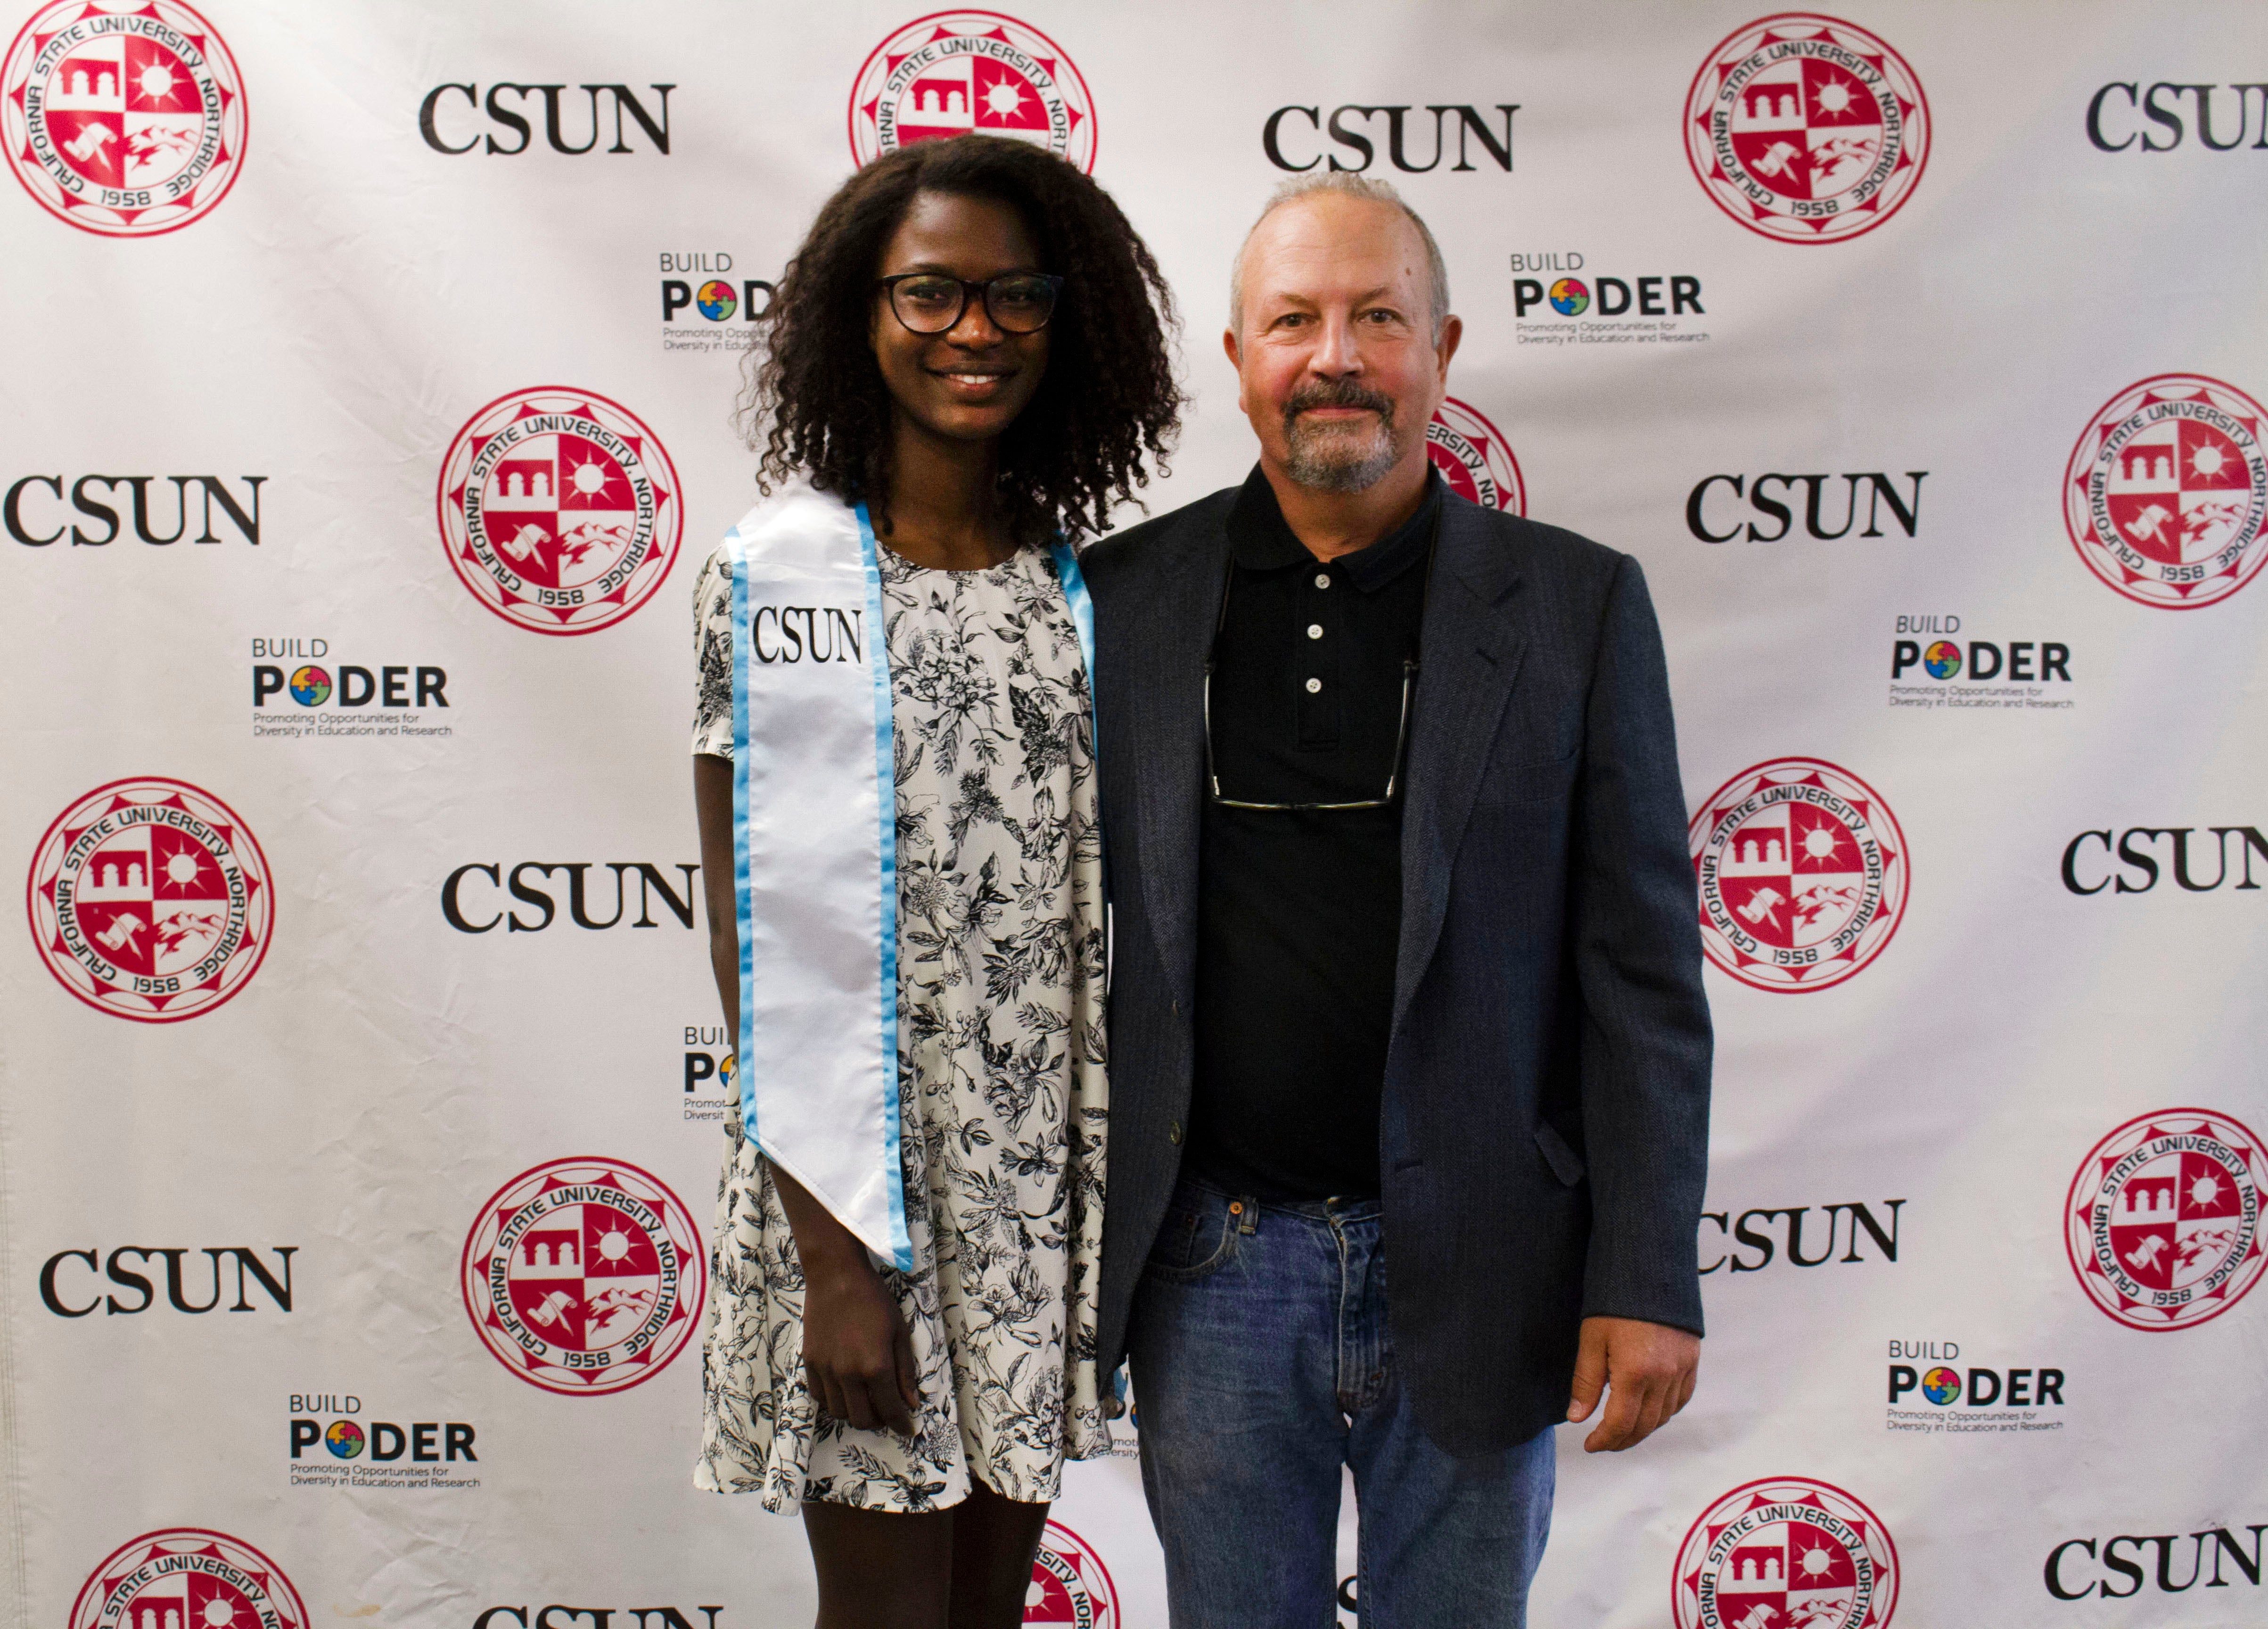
[692,478,858,602]
[725,478,863,561]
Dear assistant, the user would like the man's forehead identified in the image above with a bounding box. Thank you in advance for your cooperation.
[1244,196,1425,296]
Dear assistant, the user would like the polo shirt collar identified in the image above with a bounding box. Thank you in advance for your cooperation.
[1225,463,1443,592]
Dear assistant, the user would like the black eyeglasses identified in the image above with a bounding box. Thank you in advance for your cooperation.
[1202,529,1436,813]
[877,272,1065,335]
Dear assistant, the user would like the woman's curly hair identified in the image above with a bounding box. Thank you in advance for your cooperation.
[741,135,1180,543]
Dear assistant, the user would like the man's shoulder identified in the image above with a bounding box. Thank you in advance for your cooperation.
[1083,485,1240,588]
[1451,494,1628,585]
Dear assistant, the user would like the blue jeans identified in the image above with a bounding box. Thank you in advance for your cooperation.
[1129,1174,1554,1628]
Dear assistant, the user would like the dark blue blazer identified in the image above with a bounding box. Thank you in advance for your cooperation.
[1082,483,1712,1456]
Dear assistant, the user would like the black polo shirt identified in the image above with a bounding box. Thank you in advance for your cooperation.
[1188,464,1440,1201]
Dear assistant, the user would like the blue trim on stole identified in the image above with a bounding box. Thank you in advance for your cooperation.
[1049,539,1103,944]
[1047,538,1097,708]
[729,534,758,1146]
[724,520,1090,1280]
[856,503,914,1272]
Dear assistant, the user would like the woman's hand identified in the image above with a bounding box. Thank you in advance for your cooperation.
[799,1246,921,1434]
[772,1163,921,1435]
[693,757,921,1435]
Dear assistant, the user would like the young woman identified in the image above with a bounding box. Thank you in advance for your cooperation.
[689,135,1177,1628]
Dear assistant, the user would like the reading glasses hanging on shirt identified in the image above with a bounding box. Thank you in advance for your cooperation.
[1202,529,1435,813]
[1202,657,1417,811]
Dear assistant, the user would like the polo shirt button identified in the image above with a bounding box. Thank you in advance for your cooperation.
[1168,1120,1183,1145]
[1314,573,1331,589]
[1305,677,1323,694]
[1307,624,1323,639]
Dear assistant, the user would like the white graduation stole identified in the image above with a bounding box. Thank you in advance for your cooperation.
[726,482,1094,1271]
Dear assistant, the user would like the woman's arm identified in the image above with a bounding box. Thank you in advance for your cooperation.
[694,752,919,1433]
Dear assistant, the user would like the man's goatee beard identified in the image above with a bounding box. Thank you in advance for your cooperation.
[1281,378,1403,493]
[1284,437,1402,493]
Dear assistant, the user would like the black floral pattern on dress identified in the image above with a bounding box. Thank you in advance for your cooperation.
[689,523,1111,1512]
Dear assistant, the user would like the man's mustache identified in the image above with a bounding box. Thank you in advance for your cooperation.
[1283,378,1395,429]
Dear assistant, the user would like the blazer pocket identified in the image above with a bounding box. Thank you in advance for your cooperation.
[1534,1122,1587,1186]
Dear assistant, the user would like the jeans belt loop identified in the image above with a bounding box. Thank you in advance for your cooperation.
[1233,1196,1257,1236]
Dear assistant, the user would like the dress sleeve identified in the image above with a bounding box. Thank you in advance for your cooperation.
[691,547,735,758]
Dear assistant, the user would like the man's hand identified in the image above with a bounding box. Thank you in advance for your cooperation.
[1567,1316,1700,1452]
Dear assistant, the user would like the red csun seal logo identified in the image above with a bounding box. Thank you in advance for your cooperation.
[2065,1109,2265,1332]
[26,777,271,1022]
[1024,1520,1120,1627]
[850,11,1095,172]
[2,0,245,236]
[1684,13,1930,244]
[460,1157,704,1395]
[1426,397,1527,514]
[70,1529,307,1629]
[1674,1477,1899,1629]
[1689,757,1906,993]
[2062,373,2268,609]
[437,387,683,636]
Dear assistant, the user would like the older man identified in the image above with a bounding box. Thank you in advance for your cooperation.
[1081,173,1712,1627]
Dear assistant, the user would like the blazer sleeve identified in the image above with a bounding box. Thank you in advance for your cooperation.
[1569,554,1713,1335]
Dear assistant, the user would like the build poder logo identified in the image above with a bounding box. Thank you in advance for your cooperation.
[1510,252,1712,351]
[460,1158,703,1395]
[1688,758,1907,993]
[2,0,243,235]
[70,1529,306,1629]
[1425,398,1524,513]
[27,777,270,1021]
[1884,1340,2070,1440]
[1685,14,1928,244]
[1886,615,2076,713]
[658,250,775,357]
[1674,1478,1898,1629]
[437,388,682,635]
[2063,373,2267,609]
[249,637,455,741]
[850,12,1094,171]
[287,1393,481,1492]
[682,1022,737,1123]
[2066,1109,2264,1332]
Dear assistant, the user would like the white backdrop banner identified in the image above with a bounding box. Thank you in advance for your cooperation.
[4,2,2266,1626]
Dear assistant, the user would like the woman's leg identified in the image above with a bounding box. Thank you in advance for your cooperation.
[799,1481,1047,1629]
[947,1478,1051,1629]
[802,1500,955,1629]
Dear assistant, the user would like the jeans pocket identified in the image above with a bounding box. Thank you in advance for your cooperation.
[1144,1202,1237,1283]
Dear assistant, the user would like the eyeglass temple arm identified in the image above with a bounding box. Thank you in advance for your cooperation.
[1380,657,1417,803]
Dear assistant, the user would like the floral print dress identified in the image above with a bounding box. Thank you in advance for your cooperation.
[689,531,1112,1512]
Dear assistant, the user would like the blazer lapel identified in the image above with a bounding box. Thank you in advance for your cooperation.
[1393,499,1525,1033]
[1127,521,1227,1009]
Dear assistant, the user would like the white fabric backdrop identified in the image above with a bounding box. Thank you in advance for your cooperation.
[4,2,2266,1625]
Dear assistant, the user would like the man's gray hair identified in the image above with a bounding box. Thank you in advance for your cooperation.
[1228,172,1452,342]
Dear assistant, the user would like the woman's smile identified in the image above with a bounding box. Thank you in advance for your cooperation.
[930,362,1019,399]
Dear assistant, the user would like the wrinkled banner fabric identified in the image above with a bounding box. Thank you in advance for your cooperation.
[3,3,2265,1628]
